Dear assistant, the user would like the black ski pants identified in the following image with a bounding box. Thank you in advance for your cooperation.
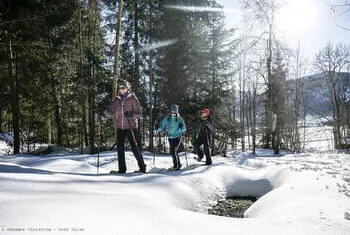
[117,128,146,173]
[169,137,181,168]
[196,134,212,164]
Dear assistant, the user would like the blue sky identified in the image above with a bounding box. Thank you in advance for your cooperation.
[218,0,350,59]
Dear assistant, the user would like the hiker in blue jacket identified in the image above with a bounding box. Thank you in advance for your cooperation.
[156,105,187,170]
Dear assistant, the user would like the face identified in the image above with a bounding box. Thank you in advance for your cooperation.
[170,111,176,116]
[118,86,128,95]
[200,112,207,119]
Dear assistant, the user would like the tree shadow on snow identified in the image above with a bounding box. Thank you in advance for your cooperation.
[0,164,54,175]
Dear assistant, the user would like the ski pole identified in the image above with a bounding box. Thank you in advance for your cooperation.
[153,131,157,167]
[184,135,188,167]
[175,135,183,169]
[126,117,142,159]
[178,127,188,167]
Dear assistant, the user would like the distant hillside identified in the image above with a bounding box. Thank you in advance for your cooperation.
[287,72,350,120]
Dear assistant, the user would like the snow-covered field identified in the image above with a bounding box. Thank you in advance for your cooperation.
[0,148,349,234]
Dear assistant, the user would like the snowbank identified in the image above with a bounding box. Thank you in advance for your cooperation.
[0,150,349,234]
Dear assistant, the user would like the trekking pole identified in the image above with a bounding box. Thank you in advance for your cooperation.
[174,134,183,169]
[178,127,188,167]
[126,117,142,158]
[153,131,157,167]
[184,134,188,167]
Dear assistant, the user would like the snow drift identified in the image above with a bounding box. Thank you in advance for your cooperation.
[0,149,349,234]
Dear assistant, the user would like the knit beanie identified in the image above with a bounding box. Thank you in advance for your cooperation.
[117,79,130,89]
[170,105,179,114]
[201,108,210,117]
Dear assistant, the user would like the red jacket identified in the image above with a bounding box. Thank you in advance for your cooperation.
[103,92,142,130]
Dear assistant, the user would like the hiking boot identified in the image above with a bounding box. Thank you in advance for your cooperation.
[175,164,182,171]
[205,161,212,165]
[196,157,203,162]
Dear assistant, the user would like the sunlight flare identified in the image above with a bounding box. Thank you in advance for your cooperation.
[276,0,318,36]
[138,39,178,53]
[164,4,237,14]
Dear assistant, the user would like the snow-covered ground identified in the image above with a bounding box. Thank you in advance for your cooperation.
[0,148,349,234]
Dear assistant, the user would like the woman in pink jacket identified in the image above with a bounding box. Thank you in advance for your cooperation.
[102,79,146,174]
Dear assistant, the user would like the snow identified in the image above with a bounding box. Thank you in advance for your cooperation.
[0,148,349,234]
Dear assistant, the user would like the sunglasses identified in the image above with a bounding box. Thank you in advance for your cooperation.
[170,112,176,115]
[118,86,126,90]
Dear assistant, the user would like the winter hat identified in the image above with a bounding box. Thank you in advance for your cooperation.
[117,79,130,89]
[201,108,210,117]
[170,105,179,114]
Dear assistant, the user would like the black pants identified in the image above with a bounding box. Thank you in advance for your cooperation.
[117,128,146,172]
[196,134,212,164]
[169,137,181,168]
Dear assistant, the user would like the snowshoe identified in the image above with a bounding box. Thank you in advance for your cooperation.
[194,157,203,162]
[110,170,126,174]
[168,164,182,171]
[175,164,182,171]
[134,169,146,173]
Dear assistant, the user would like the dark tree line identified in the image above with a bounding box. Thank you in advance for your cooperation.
[1,0,349,155]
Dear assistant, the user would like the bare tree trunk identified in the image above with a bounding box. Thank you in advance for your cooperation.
[245,92,251,149]
[77,1,86,152]
[248,82,257,155]
[112,0,124,143]
[239,55,246,151]
[230,76,236,149]
[48,117,52,145]
[82,102,88,147]
[133,1,143,148]
[265,24,273,149]
[291,43,304,153]
[252,87,257,154]
[113,0,123,99]
[8,39,20,154]
[148,3,154,151]
[88,0,99,153]
[52,88,62,146]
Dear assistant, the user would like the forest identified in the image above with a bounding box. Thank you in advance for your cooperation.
[1,0,350,155]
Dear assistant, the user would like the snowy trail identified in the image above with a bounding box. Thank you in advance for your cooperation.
[0,150,349,234]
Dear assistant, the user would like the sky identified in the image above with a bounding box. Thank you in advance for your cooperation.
[217,0,350,60]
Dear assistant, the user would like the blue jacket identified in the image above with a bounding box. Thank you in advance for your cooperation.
[157,115,187,139]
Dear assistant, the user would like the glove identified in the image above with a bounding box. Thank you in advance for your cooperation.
[99,110,106,120]
[124,111,134,118]
[154,123,160,130]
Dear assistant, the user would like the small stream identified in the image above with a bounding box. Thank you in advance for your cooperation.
[208,196,257,218]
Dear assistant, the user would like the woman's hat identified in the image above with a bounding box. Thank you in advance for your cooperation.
[117,79,130,89]
[201,108,210,117]
[170,105,179,114]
